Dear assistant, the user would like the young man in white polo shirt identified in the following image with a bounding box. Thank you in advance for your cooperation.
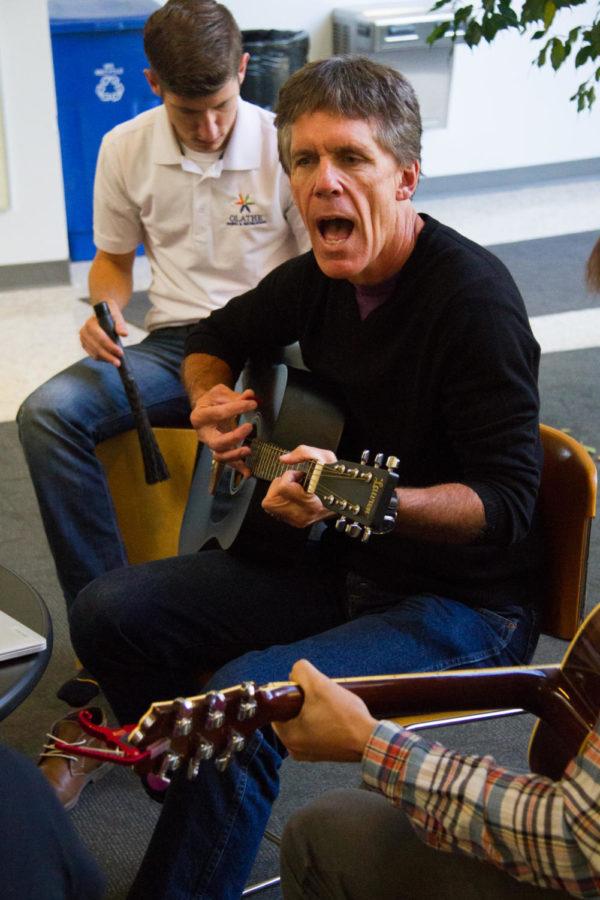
[17,0,307,718]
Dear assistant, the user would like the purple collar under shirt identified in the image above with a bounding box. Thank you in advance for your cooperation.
[354,271,402,321]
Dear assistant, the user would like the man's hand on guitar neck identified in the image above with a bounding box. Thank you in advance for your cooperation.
[189,383,258,477]
[262,445,338,528]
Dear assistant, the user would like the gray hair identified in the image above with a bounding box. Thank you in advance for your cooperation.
[275,56,422,175]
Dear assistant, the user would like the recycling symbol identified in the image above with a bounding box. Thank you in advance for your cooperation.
[95,63,125,103]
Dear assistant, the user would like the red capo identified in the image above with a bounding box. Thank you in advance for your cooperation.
[52,710,151,767]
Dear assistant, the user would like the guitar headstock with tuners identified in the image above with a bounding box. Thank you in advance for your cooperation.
[128,682,303,783]
[248,439,400,542]
[317,450,399,541]
[52,682,305,785]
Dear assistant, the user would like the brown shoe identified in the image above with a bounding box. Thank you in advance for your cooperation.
[39,707,111,810]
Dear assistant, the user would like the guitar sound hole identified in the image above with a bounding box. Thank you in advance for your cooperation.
[229,470,246,495]
[209,467,250,525]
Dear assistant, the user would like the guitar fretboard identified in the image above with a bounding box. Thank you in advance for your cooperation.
[249,439,316,485]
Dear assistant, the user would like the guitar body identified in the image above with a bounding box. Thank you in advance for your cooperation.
[528,602,600,779]
[178,363,345,560]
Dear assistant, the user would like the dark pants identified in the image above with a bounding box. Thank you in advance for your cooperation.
[280,788,571,899]
[0,744,105,899]
[71,545,539,900]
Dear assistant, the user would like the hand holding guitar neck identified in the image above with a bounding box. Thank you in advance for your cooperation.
[50,599,600,783]
[93,301,169,485]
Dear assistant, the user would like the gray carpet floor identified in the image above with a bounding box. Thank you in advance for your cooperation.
[2,228,599,898]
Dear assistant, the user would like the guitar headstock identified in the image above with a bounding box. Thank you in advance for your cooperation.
[313,450,399,542]
[127,681,303,784]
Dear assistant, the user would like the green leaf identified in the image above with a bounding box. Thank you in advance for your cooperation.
[454,5,474,25]
[481,12,507,41]
[536,42,549,66]
[532,29,546,39]
[543,0,556,30]
[465,19,483,45]
[550,38,566,70]
[568,27,581,43]
[570,82,596,111]
[498,1,519,25]
[521,0,546,24]
[575,45,592,67]
[426,21,451,45]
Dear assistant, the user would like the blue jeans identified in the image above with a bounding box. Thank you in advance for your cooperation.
[70,546,540,900]
[17,327,192,607]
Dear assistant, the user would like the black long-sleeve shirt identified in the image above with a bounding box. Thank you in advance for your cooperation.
[185,215,543,610]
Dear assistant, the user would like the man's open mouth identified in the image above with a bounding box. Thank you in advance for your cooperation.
[317,217,354,244]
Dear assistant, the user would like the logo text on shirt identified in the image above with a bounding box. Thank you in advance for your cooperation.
[227,193,267,226]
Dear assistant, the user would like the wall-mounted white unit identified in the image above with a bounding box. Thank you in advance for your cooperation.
[333,4,462,129]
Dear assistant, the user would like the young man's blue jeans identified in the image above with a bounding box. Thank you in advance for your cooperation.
[16,327,192,606]
[70,546,540,900]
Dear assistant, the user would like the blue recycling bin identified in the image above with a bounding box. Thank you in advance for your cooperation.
[49,0,161,261]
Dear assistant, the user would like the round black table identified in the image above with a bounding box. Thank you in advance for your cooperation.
[0,566,53,720]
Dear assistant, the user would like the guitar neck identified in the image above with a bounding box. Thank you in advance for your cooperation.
[262,666,561,723]
[249,439,314,484]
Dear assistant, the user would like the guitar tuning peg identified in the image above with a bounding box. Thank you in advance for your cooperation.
[361,449,370,464]
[238,682,258,721]
[388,494,399,511]
[335,516,348,532]
[205,691,225,730]
[385,455,400,471]
[158,751,182,783]
[187,739,214,779]
[173,697,194,736]
[345,521,363,539]
[360,526,372,543]
[230,730,246,753]
[374,453,385,467]
[214,751,233,772]
[382,514,396,531]
[129,727,145,746]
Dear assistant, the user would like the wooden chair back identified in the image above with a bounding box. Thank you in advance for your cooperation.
[95,427,198,564]
[538,424,597,640]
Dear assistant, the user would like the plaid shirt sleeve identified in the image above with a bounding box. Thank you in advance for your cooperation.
[362,719,600,897]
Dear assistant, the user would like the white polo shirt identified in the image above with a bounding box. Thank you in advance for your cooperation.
[93,98,309,331]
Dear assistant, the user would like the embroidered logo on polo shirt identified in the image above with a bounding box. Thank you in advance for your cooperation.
[227,193,267,226]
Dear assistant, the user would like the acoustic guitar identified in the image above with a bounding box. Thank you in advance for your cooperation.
[178,361,401,558]
[56,602,600,784]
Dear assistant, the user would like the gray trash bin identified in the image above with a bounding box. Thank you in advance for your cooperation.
[241,30,309,111]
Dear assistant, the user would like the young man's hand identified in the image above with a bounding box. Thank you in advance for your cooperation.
[273,659,377,762]
[79,299,127,366]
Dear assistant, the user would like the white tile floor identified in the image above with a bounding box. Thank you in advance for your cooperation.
[2,173,600,423]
